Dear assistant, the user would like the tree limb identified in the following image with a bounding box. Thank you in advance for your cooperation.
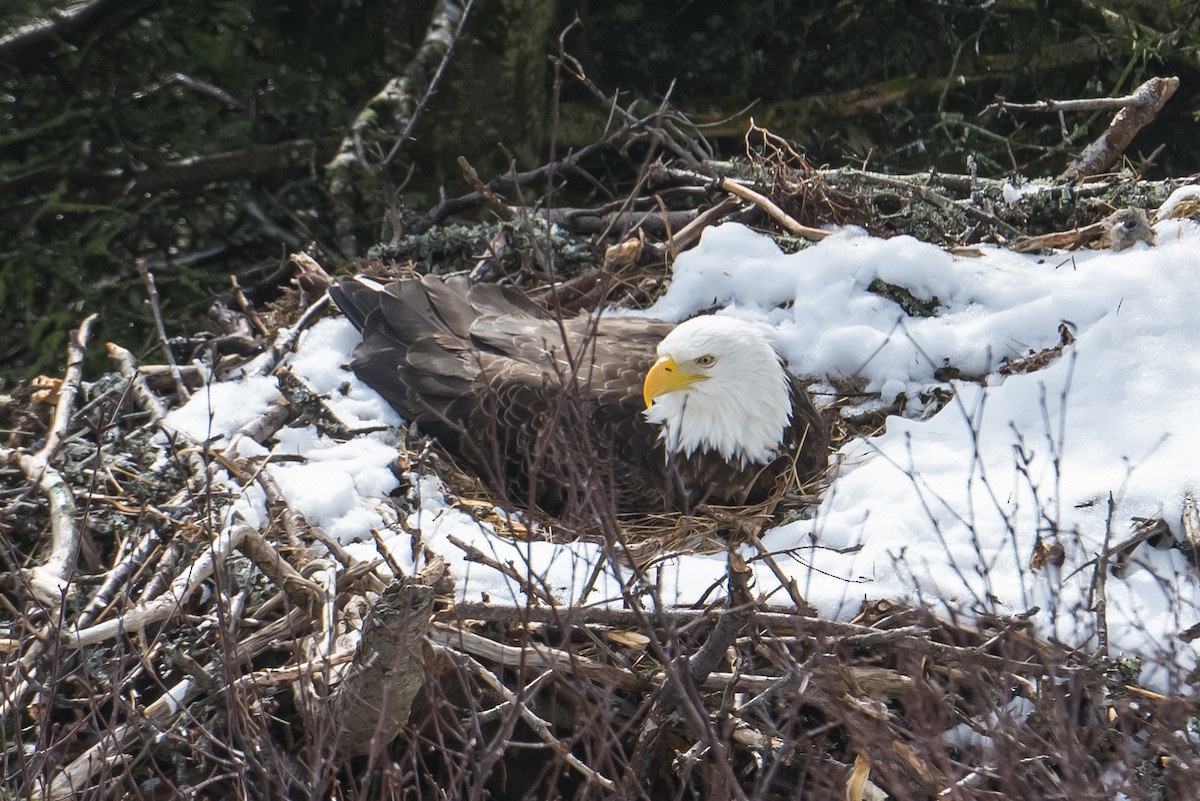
[0,0,160,66]
[7,314,97,605]
[1063,76,1179,181]
[326,0,473,255]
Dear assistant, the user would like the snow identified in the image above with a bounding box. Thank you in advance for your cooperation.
[268,426,402,543]
[171,219,1200,687]
[1156,185,1200,220]
[162,375,281,443]
[1001,179,1052,204]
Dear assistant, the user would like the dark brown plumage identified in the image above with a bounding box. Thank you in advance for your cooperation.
[330,274,827,517]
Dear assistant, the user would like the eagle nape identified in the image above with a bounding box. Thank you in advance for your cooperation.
[328,274,829,519]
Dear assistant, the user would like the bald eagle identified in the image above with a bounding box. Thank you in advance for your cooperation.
[330,275,827,517]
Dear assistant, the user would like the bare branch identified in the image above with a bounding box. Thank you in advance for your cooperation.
[8,314,97,605]
[0,0,159,66]
[1063,77,1180,181]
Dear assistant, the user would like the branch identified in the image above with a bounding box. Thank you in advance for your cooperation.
[416,136,621,233]
[1062,77,1179,181]
[116,138,340,194]
[250,292,330,377]
[63,523,250,649]
[326,0,473,255]
[446,533,557,605]
[380,0,474,170]
[686,551,753,684]
[444,646,617,791]
[333,574,436,758]
[652,166,830,240]
[428,623,642,691]
[135,260,189,399]
[0,0,160,66]
[10,314,97,605]
[43,606,314,801]
[986,77,1179,115]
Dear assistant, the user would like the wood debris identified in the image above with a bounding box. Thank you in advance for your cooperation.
[3,96,1197,799]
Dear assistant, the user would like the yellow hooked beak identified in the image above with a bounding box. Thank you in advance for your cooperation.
[643,355,708,408]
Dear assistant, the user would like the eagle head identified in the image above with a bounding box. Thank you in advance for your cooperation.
[642,315,793,465]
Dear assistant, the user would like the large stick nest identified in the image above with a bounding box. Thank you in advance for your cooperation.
[3,84,1198,801]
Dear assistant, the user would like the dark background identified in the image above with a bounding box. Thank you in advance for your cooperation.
[3,0,1197,383]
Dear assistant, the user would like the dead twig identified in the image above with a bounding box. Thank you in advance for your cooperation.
[428,622,643,691]
[446,533,557,605]
[655,165,830,240]
[443,646,618,791]
[64,523,251,650]
[986,77,1179,116]
[250,292,330,377]
[1062,76,1179,181]
[42,606,317,801]
[136,259,190,399]
[6,314,98,605]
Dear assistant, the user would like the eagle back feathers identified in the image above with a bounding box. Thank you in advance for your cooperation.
[330,276,827,516]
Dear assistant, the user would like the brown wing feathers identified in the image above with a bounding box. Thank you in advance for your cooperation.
[330,275,827,515]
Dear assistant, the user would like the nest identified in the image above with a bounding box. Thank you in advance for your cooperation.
[4,114,1199,799]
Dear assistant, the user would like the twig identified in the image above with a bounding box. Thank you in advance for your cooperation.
[238,527,323,608]
[229,275,271,338]
[745,531,816,614]
[444,646,617,791]
[558,50,702,166]
[699,665,912,700]
[445,533,557,605]
[986,77,1178,115]
[686,551,753,684]
[416,100,694,233]
[662,194,743,256]
[135,71,245,110]
[106,343,168,419]
[64,523,251,649]
[1062,76,1179,181]
[457,156,514,220]
[250,293,330,377]
[533,205,701,238]
[653,166,829,240]
[36,314,97,464]
[74,526,161,629]
[451,601,1071,676]
[254,467,387,593]
[43,607,316,801]
[428,622,642,691]
[236,646,356,687]
[10,314,97,605]
[717,176,830,239]
[42,674,200,801]
[135,259,190,399]
[107,342,212,484]
[475,669,555,723]
[381,0,474,170]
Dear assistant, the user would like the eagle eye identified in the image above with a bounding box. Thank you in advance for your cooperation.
[695,354,717,367]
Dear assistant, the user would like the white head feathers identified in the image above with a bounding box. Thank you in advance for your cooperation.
[643,315,793,465]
